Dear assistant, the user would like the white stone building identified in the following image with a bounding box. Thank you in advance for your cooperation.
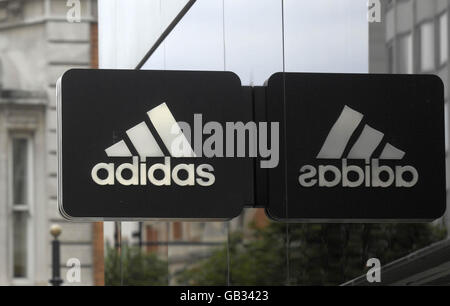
[0,0,99,285]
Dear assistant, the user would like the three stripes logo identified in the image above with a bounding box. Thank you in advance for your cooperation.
[104,103,196,159]
[91,103,215,187]
[299,105,419,188]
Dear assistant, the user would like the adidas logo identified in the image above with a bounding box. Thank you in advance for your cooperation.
[91,102,280,186]
[91,103,214,187]
[91,102,280,187]
[299,105,419,188]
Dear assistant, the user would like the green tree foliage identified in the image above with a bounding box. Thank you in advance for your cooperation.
[177,223,446,286]
[105,244,168,286]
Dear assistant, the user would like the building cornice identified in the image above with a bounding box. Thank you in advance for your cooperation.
[0,89,47,105]
[0,0,97,31]
[0,16,95,30]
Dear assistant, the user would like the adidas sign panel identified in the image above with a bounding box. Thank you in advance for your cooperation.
[265,73,446,222]
[58,69,253,220]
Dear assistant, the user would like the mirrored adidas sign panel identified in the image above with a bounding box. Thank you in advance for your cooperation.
[266,73,446,221]
[57,69,255,220]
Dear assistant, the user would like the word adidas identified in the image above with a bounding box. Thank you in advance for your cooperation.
[299,159,418,188]
[299,105,419,189]
[92,157,215,186]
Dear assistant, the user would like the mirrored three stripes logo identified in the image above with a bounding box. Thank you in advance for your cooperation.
[317,105,405,161]
[105,103,195,158]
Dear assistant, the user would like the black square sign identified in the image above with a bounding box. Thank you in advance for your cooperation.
[58,69,253,220]
[265,73,446,221]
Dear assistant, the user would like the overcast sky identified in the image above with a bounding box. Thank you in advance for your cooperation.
[143,0,368,85]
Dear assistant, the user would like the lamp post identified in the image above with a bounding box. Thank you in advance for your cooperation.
[49,224,63,286]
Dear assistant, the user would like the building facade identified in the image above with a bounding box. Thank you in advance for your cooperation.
[369,0,450,233]
[0,0,100,285]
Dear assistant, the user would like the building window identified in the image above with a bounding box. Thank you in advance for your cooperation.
[420,22,435,71]
[10,136,33,280]
[398,34,413,74]
[439,13,448,65]
[173,222,182,240]
[388,44,394,73]
[446,103,449,153]
[145,225,158,253]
